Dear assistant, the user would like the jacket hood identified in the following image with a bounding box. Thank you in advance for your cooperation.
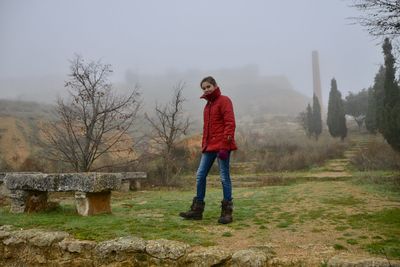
[200,87,221,102]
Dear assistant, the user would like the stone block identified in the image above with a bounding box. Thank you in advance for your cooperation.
[130,179,142,190]
[9,190,48,213]
[120,181,130,192]
[9,190,29,213]
[59,238,96,254]
[75,191,112,216]
[231,249,268,267]
[96,236,147,255]
[145,239,189,260]
[5,172,121,192]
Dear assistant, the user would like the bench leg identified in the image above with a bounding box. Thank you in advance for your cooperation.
[9,190,48,213]
[120,180,130,192]
[74,191,111,216]
[129,180,141,190]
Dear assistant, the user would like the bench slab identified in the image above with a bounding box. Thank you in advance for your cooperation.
[5,172,121,192]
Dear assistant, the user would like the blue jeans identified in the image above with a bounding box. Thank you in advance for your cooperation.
[196,152,232,202]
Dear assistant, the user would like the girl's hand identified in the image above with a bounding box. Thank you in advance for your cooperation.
[217,150,229,160]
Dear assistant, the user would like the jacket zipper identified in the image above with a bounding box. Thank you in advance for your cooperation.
[206,101,212,148]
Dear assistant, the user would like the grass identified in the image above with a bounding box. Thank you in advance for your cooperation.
[321,195,365,206]
[366,238,400,259]
[0,174,399,259]
[350,172,400,201]
[222,231,233,237]
[346,208,400,258]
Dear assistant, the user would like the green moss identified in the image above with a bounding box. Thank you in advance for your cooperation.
[335,225,349,231]
[333,244,347,250]
[222,232,233,237]
[346,239,358,245]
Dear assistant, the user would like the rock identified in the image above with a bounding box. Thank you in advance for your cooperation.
[29,230,69,247]
[2,229,67,247]
[145,239,189,260]
[58,259,94,267]
[328,254,400,267]
[231,249,268,267]
[0,225,14,231]
[2,235,25,246]
[95,236,147,258]
[3,229,69,247]
[59,238,96,253]
[34,254,47,264]
[0,225,13,241]
[184,246,231,267]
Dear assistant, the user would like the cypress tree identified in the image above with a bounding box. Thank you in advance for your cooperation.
[365,87,377,134]
[381,38,400,152]
[312,94,322,140]
[306,104,313,138]
[327,78,347,140]
[372,65,386,132]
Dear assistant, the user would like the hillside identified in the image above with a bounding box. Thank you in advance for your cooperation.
[0,100,53,170]
[0,100,137,171]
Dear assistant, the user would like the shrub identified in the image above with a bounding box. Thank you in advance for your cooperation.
[350,136,400,170]
[252,133,349,172]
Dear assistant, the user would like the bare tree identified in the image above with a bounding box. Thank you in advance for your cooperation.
[42,55,141,172]
[351,0,400,54]
[352,0,400,37]
[145,83,190,185]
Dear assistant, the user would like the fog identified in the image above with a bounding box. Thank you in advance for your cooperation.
[0,0,383,108]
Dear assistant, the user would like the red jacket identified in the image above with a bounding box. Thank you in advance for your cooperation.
[201,87,238,152]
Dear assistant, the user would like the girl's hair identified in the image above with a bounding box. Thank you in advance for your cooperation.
[200,76,217,87]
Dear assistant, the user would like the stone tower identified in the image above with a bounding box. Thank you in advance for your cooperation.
[312,50,324,116]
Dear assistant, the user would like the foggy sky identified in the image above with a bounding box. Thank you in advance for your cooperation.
[0,0,384,103]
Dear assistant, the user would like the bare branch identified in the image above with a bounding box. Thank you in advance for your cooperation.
[145,82,191,184]
[41,55,142,172]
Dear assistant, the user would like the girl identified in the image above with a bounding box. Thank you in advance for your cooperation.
[179,76,237,224]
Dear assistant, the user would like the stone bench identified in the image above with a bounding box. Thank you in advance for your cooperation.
[0,172,7,203]
[4,172,121,216]
[0,172,5,188]
[119,172,147,192]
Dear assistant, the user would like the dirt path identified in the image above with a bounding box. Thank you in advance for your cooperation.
[304,138,364,179]
[212,137,400,266]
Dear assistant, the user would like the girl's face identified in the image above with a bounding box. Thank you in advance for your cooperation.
[201,82,217,95]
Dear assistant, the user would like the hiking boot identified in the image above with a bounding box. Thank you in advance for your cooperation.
[179,197,205,220]
[218,200,233,224]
